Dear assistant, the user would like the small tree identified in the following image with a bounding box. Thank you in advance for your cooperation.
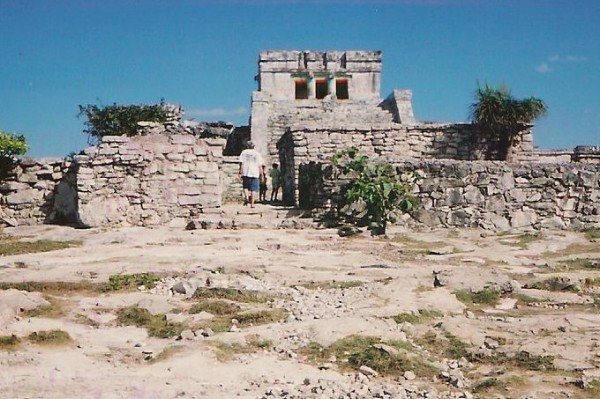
[0,131,28,180]
[470,83,547,160]
[78,100,169,143]
[332,147,418,235]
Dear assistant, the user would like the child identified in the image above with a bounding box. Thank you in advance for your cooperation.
[259,165,268,203]
[269,163,281,202]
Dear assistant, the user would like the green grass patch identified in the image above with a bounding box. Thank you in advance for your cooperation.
[234,309,289,327]
[103,273,161,291]
[0,334,20,350]
[525,277,579,292]
[584,228,600,241]
[0,273,163,295]
[472,377,502,394]
[28,329,73,345]
[0,280,95,294]
[245,334,273,350]
[0,235,82,256]
[469,350,555,371]
[415,331,470,360]
[392,309,443,324]
[189,300,241,316]
[585,277,600,287]
[116,306,183,338]
[298,280,364,290]
[454,288,501,306]
[556,258,600,271]
[192,287,277,303]
[300,335,434,377]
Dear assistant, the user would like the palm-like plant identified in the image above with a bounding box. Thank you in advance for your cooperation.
[470,83,547,160]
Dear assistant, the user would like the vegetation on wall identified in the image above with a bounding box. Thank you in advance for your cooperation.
[332,146,418,235]
[0,130,28,180]
[470,83,547,160]
[78,100,169,143]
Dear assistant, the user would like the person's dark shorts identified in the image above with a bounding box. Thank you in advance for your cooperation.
[242,176,260,192]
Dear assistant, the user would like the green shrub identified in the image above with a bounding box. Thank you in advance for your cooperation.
[332,146,418,235]
[103,273,160,291]
[0,131,28,179]
[116,306,183,338]
[78,101,169,142]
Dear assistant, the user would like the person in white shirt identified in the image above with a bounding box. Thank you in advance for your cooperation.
[238,141,265,208]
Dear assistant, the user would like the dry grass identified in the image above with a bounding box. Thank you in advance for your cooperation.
[28,329,73,346]
[542,243,600,258]
[0,334,20,350]
[189,300,241,316]
[147,346,184,363]
[454,288,501,307]
[0,234,82,256]
[499,233,543,249]
[392,309,443,324]
[115,306,183,339]
[300,335,434,378]
[197,308,289,334]
[297,280,364,290]
[192,287,279,303]
[415,331,470,360]
[0,273,163,295]
[389,235,448,254]
[22,296,66,318]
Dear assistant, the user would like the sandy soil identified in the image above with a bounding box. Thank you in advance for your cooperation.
[1,206,600,399]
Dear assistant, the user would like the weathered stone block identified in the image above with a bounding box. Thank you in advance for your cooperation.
[171,134,196,145]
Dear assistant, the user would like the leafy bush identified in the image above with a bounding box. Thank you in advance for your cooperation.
[0,130,28,179]
[78,100,169,142]
[332,146,418,235]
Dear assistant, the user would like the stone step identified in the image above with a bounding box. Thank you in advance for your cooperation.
[189,204,315,230]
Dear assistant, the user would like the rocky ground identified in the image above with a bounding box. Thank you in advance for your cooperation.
[1,204,600,399]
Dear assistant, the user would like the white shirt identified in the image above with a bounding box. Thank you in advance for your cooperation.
[239,149,264,178]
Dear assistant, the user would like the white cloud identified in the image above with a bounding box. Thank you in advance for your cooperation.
[186,107,248,118]
[548,54,561,62]
[565,55,587,62]
[535,63,551,74]
[536,54,587,74]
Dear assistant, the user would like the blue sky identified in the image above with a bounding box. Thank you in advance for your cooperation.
[0,0,598,157]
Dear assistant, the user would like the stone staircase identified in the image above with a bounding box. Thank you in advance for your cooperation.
[187,203,315,230]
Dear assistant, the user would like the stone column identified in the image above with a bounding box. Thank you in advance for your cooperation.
[308,75,315,99]
[328,75,336,98]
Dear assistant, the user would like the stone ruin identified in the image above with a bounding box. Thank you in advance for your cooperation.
[0,50,598,230]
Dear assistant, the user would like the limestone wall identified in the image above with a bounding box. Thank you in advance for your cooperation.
[0,157,69,225]
[221,156,243,203]
[279,126,534,205]
[72,134,225,227]
[0,134,227,227]
[301,160,600,231]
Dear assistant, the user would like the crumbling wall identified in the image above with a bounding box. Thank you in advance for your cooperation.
[279,125,534,205]
[301,160,600,231]
[0,158,70,225]
[0,133,226,227]
[73,134,225,227]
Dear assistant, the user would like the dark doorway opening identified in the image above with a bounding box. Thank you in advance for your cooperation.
[336,79,349,100]
[295,79,308,99]
[315,79,328,99]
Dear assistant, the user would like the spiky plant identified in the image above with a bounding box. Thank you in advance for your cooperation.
[470,83,547,160]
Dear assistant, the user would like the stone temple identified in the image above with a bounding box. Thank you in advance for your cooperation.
[250,50,416,163]
[0,50,598,230]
